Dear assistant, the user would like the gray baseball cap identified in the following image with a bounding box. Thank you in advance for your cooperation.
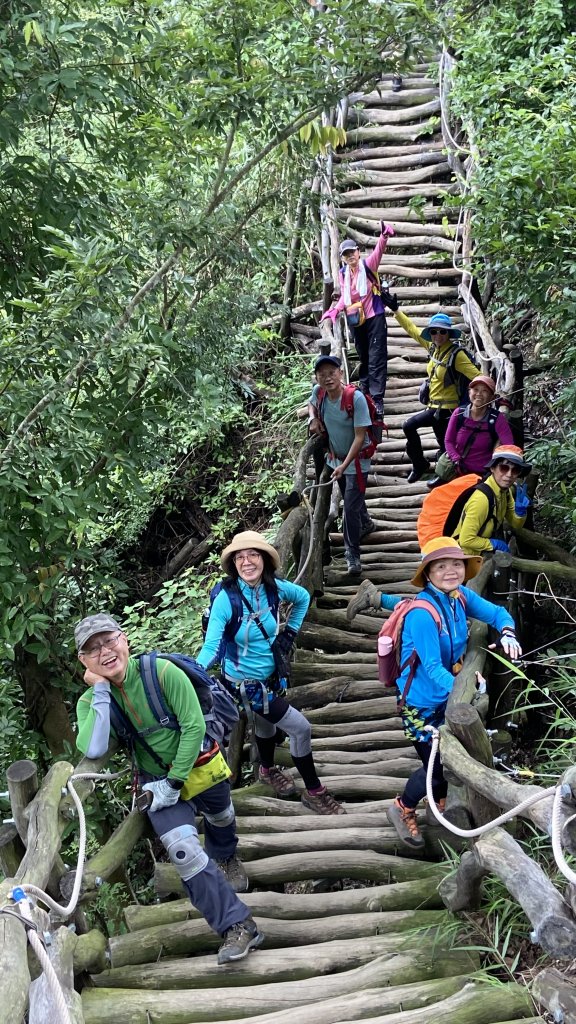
[75,613,123,652]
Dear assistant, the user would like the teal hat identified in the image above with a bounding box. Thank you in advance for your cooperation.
[421,312,462,342]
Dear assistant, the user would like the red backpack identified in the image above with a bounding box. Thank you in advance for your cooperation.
[378,594,467,709]
[316,384,386,492]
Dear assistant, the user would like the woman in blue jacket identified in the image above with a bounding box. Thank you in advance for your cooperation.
[197,531,345,815]
[346,536,521,847]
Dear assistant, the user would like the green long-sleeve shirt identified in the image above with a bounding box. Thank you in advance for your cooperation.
[75,656,206,782]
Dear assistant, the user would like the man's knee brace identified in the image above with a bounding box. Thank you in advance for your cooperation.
[160,824,208,880]
[204,801,236,829]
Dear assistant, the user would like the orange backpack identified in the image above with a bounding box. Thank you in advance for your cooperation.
[417,474,496,547]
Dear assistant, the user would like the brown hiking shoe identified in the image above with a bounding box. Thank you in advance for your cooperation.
[217,917,264,965]
[346,579,382,621]
[387,797,424,848]
[258,765,296,798]
[301,788,346,815]
[425,797,446,826]
[215,854,249,893]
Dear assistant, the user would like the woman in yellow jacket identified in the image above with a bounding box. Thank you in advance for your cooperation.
[396,309,479,483]
[453,445,532,555]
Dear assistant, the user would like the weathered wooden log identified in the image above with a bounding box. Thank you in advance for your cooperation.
[344,121,439,145]
[341,164,450,186]
[81,977,530,1024]
[444,705,502,827]
[447,827,576,958]
[273,759,415,782]
[108,907,443,969]
[507,555,576,581]
[14,760,72,887]
[240,773,407,803]
[93,946,469,996]
[304,695,395,720]
[29,924,84,1024]
[235,826,418,860]
[341,183,456,204]
[309,718,403,738]
[6,759,39,843]
[124,873,443,931]
[439,729,576,851]
[513,526,576,567]
[73,928,108,974]
[289,674,381,699]
[350,87,439,106]
[272,504,308,572]
[298,621,377,653]
[350,99,441,125]
[0,822,25,878]
[154,849,443,900]
[89,967,467,1024]
[532,966,576,1023]
[60,809,147,901]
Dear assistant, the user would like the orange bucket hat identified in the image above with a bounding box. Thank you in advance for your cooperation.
[411,536,483,589]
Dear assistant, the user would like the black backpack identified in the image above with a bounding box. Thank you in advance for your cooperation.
[445,480,497,538]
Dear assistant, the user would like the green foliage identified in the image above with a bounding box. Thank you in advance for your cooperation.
[446,0,576,373]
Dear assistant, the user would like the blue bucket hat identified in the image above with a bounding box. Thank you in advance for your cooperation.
[421,312,462,342]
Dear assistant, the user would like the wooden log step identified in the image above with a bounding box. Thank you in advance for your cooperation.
[342,219,458,240]
[344,122,440,145]
[235,825,417,860]
[159,982,535,1024]
[336,139,444,161]
[310,720,403,739]
[346,153,446,174]
[350,87,438,106]
[298,622,377,653]
[305,696,395,721]
[108,907,445,969]
[350,99,441,124]
[85,960,475,1023]
[154,850,444,902]
[338,206,457,226]
[306,606,381,635]
[341,182,456,203]
[124,874,445,931]
[339,163,450,186]
[288,670,380,693]
[234,808,413,835]
[296,748,412,767]
[284,760,415,782]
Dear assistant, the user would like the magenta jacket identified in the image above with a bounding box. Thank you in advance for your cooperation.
[330,232,390,320]
[444,404,514,474]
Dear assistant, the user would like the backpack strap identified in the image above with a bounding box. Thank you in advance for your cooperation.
[139,653,179,731]
[109,693,167,771]
[474,480,497,536]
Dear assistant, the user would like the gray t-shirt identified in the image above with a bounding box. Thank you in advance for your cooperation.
[310,384,372,475]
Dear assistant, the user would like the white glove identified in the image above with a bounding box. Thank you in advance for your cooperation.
[142,777,180,813]
[500,630,522,661]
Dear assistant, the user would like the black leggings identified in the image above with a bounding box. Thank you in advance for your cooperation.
[403,407,453,466]
[401,740,447,809]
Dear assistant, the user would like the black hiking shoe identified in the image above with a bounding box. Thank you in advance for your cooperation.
[217,917,264,965]
[215,854,249,893]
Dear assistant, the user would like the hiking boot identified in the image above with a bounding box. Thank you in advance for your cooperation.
[392,74,403,92]
[407,461,430,484]
[360,518,376,538]
[345,555,362,576]
[215,854,249,893]
[425,797,446,826]
[346,579,382,621]
[426,476,443,490]
[386,797,424,848]
[301,788,346,815]
[217,917,264,965]
[258,765,296,798]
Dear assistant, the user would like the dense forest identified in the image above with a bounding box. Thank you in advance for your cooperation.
[0,0,575,784]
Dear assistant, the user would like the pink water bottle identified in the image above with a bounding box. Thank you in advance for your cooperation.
[377,633,395,684]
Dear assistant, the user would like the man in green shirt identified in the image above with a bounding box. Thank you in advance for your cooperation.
[74,612,264,965]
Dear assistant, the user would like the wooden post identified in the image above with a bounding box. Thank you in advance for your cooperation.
[504,343,524,447]
[227,716,246,788]
[444,704,501,827]
[6,759,38,843]
[0,823,25,878]
[280,187,307,339]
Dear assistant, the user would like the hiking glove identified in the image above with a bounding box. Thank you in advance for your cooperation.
[514,482,531,517]
[489,539,510,553]
[381,289,399,311]
[142,777,181,813]
[381,221,395,237]
[275,625,298,658]
[500,628,522,660]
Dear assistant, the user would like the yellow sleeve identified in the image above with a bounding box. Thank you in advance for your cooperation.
[454,349,480,383]
[455,490,494,554]
[394,310,430,353]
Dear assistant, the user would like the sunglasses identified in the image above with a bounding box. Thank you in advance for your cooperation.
[429,328,449,336]
[495,461,522,475]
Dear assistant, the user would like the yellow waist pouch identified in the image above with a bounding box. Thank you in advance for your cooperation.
[181,743,231,800]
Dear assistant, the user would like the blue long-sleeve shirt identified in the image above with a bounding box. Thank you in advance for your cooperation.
[196,577,310,682]
[380,585,514,709]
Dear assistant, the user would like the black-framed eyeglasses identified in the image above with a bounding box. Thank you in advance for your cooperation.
[81,631,123,658]
[430,329,449,336]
